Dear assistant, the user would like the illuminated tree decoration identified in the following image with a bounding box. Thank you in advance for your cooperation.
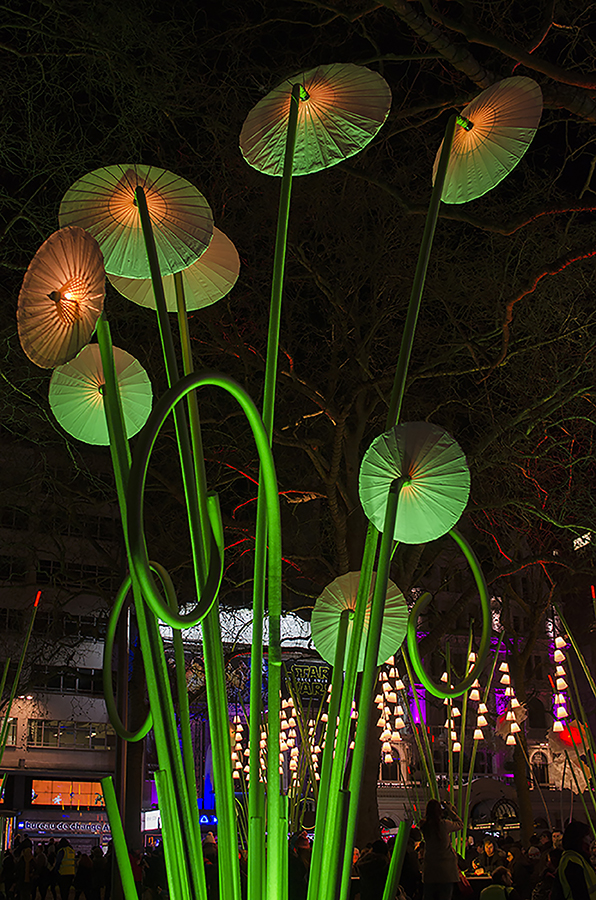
[49,344,152,445]
[359,422,470,543]
[108,227,240,311]
[240,62,391,177]
[311,571,408,671]
[17,227,104,368]
[433,77,543,204]
[59,164,214,278]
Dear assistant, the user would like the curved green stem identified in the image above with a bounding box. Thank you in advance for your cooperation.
[406,528,491,697]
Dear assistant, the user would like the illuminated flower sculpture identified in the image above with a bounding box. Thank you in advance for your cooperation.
[12,60,547,900]
[17,226,104,368]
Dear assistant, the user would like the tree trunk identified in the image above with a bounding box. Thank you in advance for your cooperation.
[513,739,533,844]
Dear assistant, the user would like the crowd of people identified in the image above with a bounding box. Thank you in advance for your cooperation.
[288,804,596,900]
[2,815,595,900]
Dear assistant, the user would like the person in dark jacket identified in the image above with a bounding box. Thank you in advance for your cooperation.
[474,839,508,877]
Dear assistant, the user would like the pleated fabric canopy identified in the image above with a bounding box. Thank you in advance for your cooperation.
[433,77,543,204]
[59,164,213,278]
[311,571,408,671]
[359,422,470,544]
[49,344,152,445]
[17,226,104,369]
[240,62,391,177]
[108,227,240,311]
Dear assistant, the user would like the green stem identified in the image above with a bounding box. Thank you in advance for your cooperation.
[308,609,351,899]
[316,523,378,899]
[135,186,208,599]
[382,821,410,900]
[249,80,302,900]
[96,317,206,900]
[101,777,141,900]
[386,114,457,429]
[173,271,240,900]
[338,480,403,900]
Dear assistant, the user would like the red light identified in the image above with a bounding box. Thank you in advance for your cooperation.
[591,585,595,601]
[33,591,42,608]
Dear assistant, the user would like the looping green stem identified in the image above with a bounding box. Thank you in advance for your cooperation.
[103,573,152,742]
[127,392,225,629]
[406,527,491,697]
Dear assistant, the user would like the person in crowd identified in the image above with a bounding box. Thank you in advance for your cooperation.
[203,832,219,900]
[556,821,596,900]
[142,847,165,900]
[15,839,34,900]
[127,851,143,900]
[507,845,534,900]
[532,848,563,900]
[400,827,423,900]
[357,839,390,900]
[464,837,479,872]
[72,855,92,900]
[53,840,75,900]
[33,846,50,900]
[479,866,520,900]
[474,839,507,876]
[288,831,311,900]
[420,799,463,900]
[552,834,564,852]
[86,848,103,900]
[1,849,16,900]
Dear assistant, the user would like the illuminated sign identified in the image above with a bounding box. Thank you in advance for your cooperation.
[31,781,105,808]
[20,820,110,834]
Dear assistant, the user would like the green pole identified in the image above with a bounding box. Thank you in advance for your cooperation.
[174,272,241,900]
[315,524,378,898]
[135,186,209,600]
[337,479,403,900]
[96,317,206,900]
[101,777,140,900]
[307,608,352,899]
[126,372,282,897]
[249,80,302,900]
[386,114,457,429]
[382,821,410,900]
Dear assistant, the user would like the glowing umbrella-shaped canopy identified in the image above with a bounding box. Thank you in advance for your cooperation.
[240,63,391,177]
[359,422,470,544]
[17,227,104,369]
[433,77,543,204]
[311,571,408,671]
[49,344,152,445]
[59,164,213,278]
[108,227,240,311]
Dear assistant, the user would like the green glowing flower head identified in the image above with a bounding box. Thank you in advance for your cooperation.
[240,62,392,177]
[108,227,239,311]
[59,164,213,278]
[359,422,470,543]
[311,571,408,671]
[433,76,543,204]
[49,344,152,445]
